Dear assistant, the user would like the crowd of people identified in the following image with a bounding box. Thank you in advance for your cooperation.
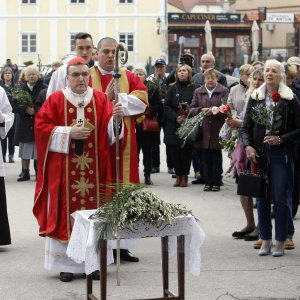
[1,31,300,283]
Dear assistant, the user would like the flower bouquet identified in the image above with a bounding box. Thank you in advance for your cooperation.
[178,102,190,116]
[251,91,281,134]
[219,129,238,158]
[211,103,238,157]
[11,86,33,108]
[90,184,192,244]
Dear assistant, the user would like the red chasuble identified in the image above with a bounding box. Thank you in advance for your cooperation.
[33,90,113,241]
[89,67,148,184]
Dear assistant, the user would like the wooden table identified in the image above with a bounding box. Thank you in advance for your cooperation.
[87,235,185,300]
[67,210,205,300]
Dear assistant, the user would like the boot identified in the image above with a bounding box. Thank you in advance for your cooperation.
[144,173,153,185]
[180,175,188,187]
[19,168,25,177]
[173,176,182,187]
[17,169,30,182]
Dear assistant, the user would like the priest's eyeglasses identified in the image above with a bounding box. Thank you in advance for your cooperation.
[69,72,90,78]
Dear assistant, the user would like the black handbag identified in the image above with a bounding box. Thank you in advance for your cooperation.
[185,124,202,144]
[237,161,268,198]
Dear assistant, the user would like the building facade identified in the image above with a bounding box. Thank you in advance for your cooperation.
[232,0,300,61]
[167,0,300,70]
[167,0,252,70]
[0,0,167,69]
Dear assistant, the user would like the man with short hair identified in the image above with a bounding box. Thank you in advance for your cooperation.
[34,57,124,282]
[47,32,95,97]
[287,56,300,85]
[193,53,228,88]
[89,37,147,262]
[90,37,147,184]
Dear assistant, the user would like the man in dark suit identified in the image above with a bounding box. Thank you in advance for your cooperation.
[192,53,228,88]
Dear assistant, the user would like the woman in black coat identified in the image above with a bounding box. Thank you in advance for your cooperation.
[164,64,197,187]
[12,65,47,181]
[134,67,163,185]
[0,67,16,163]
[241,59,300,257]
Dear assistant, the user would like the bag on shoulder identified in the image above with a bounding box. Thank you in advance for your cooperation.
[142,117,160,132]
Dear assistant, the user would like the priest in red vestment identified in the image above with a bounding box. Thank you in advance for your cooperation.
[89,37,148,185]
[33,57,124,282]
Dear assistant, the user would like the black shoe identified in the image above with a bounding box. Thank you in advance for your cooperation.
[144,174,153,185]
[8,156,14,163]
[212,186,220,192]
[3,157,6,163]
[191,178,205,184]
[91,270,100,280]
[59,272,74,282]
[168,168,175,174]
[172,174,177,178]
[232,229,254,239]
[203,185,212,191]
[113,249,139,262]
[17,170,30,182]
[244,234,259,241]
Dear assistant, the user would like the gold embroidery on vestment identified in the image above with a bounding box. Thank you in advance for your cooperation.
[72,152,93,170]
[72,177,94,197]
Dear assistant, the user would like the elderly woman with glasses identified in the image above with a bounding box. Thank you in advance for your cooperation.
[241,59,300,257]
[12,65,47,181]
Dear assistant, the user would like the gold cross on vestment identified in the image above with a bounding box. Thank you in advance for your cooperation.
[70,118,95,131]
[72,177,94,197]
[72,152,93,171]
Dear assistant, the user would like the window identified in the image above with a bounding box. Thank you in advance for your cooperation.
[70,0,85,3]
[22,0,36,3]
[70,33,78,52]
[119,33,134,52]
[119,0,133,3]
[21,33,37,53]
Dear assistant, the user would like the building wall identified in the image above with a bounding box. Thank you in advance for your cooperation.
[0,0,166,68]
[233,0,300,59]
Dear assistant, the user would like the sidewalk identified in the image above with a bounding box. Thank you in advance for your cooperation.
[0,151,300,300]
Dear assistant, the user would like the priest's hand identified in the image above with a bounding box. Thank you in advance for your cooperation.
[105,79,115,102]
[70,124,91,140]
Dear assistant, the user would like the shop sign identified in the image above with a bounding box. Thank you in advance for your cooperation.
[266,13,294,23]
[270,49,288,58]
[168,13,241,24]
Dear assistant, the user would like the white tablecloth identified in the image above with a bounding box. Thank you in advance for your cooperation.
[66,210,205,276]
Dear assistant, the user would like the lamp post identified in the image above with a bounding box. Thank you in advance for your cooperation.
[156,17,161,35]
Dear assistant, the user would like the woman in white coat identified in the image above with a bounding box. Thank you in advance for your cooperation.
[0,86,14,245]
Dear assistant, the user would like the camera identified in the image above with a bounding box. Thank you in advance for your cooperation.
[179,54,194,67]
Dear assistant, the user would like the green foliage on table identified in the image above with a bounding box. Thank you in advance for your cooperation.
[90,184,192,243]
